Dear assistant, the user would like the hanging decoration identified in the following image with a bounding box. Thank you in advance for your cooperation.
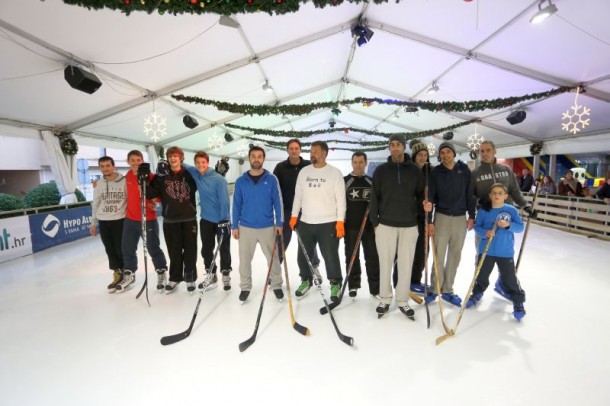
[427,142,436,156]
[237,140,249,158]
[208,128,224,152]
[143,98,167,142]
[466,123,484,151]
[62,0,395,17]
[561,87,590,135]
[530,141,543,156]
[59,133,78,156]
[225,118,479,140]
[172,86,575,116]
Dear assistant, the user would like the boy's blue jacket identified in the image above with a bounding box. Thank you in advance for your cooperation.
[475,204,524,257]
[185,165,230,223]
[232,169,283,229]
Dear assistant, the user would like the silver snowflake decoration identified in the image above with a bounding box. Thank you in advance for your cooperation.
[208,133,224,152]
[237,140,249,158]
[467,127,485,151]
[427,142,436,156]
[143,112,167,142]
[561,103,590,134]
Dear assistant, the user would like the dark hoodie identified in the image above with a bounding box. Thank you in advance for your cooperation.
[369,154,424,228]
[429,160,476,219]
[149,168,197,223]
[273,156,312,212]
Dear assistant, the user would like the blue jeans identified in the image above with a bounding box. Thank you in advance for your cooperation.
[121,218,167,272]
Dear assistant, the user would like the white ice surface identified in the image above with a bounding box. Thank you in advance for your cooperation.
[0,224,608,406]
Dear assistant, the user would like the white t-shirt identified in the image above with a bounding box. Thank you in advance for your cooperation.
[292,163,346,224]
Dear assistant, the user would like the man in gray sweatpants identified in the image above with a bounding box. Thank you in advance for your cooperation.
[232,146,284,303]
[427,141,475,307]
[369,135,431,319]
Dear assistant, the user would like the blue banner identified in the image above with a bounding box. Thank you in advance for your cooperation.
[29,206,93,253]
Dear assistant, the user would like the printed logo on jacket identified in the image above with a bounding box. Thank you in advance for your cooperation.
[29,206,93,252]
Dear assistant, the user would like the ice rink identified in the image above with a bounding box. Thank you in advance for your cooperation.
[0,223,608,406]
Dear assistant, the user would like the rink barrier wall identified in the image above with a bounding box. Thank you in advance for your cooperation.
[523,194,610,241]
[0,202,92,263]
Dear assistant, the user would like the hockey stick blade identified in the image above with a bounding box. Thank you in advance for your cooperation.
[409,292,423,304]
[160,330,192,346]
[238,335,256,352]
[293,322,310,336]
[319,299,340,315]
[435,330,454,346]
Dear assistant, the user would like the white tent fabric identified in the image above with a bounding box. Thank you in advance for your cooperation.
[41,130,78,204]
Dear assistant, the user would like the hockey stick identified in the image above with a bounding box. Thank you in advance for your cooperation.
[320,206,369,315]
[135,173,150,307]
[160,233,225,346]
[436,223,498,346]
[430,236,452,335]
[295,231,354,347]
[239,232,279,352]
[279,233,310,336]
[515,175,543,274]
[423,163,431,328]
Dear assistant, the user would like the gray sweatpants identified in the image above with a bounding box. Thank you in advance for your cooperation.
[238,226,283,291]
[430,213,467,294]
[375,224,418,306]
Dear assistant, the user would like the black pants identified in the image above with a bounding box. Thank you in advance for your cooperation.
[200,219,231,274]
[473,255,526,304]
[296,221,342,283]
[99,219,124,270]
[279,209,320,266]
[344,226,379,295]
[393,217,426,287]
[164,220,198,283]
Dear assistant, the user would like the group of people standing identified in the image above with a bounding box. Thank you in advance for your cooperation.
[92,135,533,321]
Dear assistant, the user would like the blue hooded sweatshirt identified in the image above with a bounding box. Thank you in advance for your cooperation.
[185,165,230,223]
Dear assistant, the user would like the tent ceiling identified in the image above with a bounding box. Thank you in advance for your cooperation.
[1,0,609,162]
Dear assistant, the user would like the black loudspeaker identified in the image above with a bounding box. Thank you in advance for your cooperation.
[506,110,526,125]
[443,131,454,140]
[64,66,102,94]
[183,115,198,129]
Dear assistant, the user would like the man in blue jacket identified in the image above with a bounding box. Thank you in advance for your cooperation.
[427,141,475,306]
[232,146,284,302]
[185,151,232,291]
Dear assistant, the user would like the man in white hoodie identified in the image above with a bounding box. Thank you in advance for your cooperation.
[90,156,127,293]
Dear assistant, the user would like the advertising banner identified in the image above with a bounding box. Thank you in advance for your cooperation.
[0,216,33,263]
[29,206,93,253]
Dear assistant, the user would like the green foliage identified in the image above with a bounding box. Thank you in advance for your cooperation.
[23,182,61,208]
[0,193,23,211]
[75,188,86,202]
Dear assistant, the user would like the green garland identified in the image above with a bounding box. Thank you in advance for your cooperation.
[248,137,389,153]
[62,0,396,16]
[172,86,575,116]
[226,118,479,139]
[60,137,79,156]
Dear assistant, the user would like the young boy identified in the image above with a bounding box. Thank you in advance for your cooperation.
[467,183,526,321]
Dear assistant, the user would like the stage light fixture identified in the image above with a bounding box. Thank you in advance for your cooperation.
[530,0,558,23]
[351,23,374,47]
[64,65,102,94]
[262,81,274,93]
[182,115,198,129]
[224,133,234,142]
[506,110,527,125]
[427,82,439,94]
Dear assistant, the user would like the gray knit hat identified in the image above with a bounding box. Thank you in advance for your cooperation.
[410,139,429,160]
[388,134,406,149]
[439,141,456,156]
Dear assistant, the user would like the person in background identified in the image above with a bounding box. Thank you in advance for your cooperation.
[594,171,610,204]
[539,175,557,196]
[558,170,584,197]
[519,168,534,193]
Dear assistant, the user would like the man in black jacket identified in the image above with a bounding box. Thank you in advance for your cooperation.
[369,135,431,318]
[427,141,475,307]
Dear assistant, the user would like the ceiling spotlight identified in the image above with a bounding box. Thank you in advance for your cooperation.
[224,133,234,142]
[329,119,336,128]
[351,23,374,47]
[530,0,558,24]
[262,81,274,93]
[443,131,454,140]
[219,15,240,29]
[427,82,439,94]
[182,115,198,129]
[64,65,102,94]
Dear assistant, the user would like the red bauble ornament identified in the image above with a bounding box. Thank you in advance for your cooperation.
[344,129,348,134]
[190,0,198,4]
[124,0,130,4]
